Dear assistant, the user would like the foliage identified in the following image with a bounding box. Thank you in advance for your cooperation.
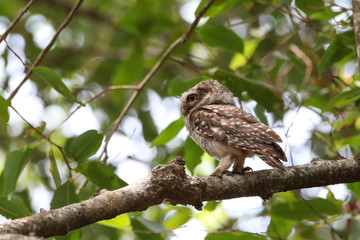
[0,0,359,239]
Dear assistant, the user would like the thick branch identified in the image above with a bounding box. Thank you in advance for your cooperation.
[0,158,359,238]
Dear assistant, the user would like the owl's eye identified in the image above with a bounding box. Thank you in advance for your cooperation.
[187,94,197,102]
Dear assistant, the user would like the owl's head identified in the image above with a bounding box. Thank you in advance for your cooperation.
[180,79,236,117]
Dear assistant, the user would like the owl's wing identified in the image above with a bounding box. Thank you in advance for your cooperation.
[193,105,287,163]
[203,104,260,123]
[201,104,283,142]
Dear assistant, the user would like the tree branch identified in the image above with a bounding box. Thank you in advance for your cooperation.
[352,0,360,71]
[0,157,359,238]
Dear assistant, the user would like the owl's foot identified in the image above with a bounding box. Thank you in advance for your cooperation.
[210,170,232,177]
[232,166,253,175]
[241,166,253,174]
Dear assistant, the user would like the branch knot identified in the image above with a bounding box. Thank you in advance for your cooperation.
[151,157,203,210]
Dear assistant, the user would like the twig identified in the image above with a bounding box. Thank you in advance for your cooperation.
[321,0,351,11]
[285,94,303,167]
[169,56,206,74]
[297,193,345,240]
[328,69,349,87]
[289,44,312,86]
[188,53,209,62]
[0,0,34,44]
[260,27,302,62]
[99,0,216,163]
[4,39,29,68]
[48,85,138,137]
[43,0,114,26]
[76,178,88,195]
[9,106,73,177]
[8,0,84,101]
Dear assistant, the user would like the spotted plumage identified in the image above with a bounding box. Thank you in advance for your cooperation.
[180,79,287,176]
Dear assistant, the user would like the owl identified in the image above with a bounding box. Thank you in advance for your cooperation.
[180,79,287,176]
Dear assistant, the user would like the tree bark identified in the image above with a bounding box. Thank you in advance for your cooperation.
[353,0,360,71]
[0,157,359,238]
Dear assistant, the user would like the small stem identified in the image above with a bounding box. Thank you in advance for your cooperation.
[0,0,34,44]
[8,0,84,101]
[48,85,138,137]
[10,106,73,175]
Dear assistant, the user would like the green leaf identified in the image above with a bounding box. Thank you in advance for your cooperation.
[97,214,131,230]
[267,216,294,239]
[198,25,244,53]
[195,0,239,18]
[292,223,316,239]
[53,229,82,240]
[167,77,201,97]
[0,196,31,219]
[76,161,127,190]
[132,217,174,236]
[0,96,10,133]
[204,201,220,211]
[229,39,260,69]
[112,47,144,86]
[184,137,203,175]
[151,118,184,147]
[295,0,336,20]
[0,148,32,196]
[30,121,46,137]
[292,224,335,240]
[304,95,329,109]
[206,232,267,240]
[163,207,192,230]
[271,198,341,221]
[347,182,360,198]
[295,0,323,15]
[254,104,268,125]
[318,39,352,73]
[214,67,282,112]
[335,135,360,149]
[49,148,62,188]
[110,46,144,103]
[32,66,83,105]
[350,216,360,239]
[325,88,360,110]
[65,130,104,162]
[50,181,79,209]
[12,189,32,211]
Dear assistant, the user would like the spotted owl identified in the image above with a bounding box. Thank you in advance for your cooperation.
[180,79,287,176]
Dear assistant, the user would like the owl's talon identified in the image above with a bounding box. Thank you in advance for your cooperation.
[210,171,222,177]
[240,166,253,174]
[232,167,253,175]
[210,170,232,177]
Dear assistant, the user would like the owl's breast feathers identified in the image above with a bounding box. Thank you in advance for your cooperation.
[188,104,287,165]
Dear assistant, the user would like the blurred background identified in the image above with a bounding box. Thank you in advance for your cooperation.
[0,0,360,239]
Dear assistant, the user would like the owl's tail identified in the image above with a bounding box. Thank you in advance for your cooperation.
[272,142,287,162]
[258,155,287,171]
[258,141,288,171]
